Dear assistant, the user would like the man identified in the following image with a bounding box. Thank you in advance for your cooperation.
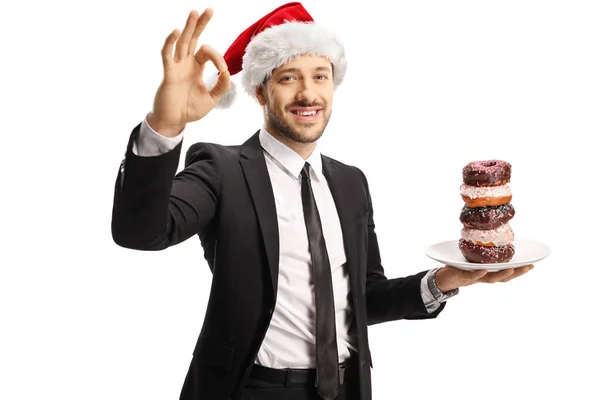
[111,3,533,399]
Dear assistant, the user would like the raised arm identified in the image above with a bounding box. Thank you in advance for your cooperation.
[111,8,229,250]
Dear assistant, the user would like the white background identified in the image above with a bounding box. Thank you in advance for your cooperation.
[1,0,599,399]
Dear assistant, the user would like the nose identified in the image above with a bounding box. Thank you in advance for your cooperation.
[295,79,318,104]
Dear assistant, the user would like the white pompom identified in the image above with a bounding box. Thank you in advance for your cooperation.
[205,72,236,109]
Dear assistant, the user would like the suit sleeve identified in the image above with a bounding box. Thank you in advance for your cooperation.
[355,168,446,325]
[111,123,221,250]
[132,117,184,156]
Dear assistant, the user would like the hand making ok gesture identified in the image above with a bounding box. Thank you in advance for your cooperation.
[147,9,230,138]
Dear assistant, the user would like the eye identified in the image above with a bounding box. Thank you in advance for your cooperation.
[315,75,329,80]
[280,76,295,82]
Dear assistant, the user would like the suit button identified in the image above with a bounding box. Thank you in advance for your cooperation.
[269,308,273,314]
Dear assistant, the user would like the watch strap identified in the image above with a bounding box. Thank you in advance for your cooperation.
[427,268,459,303]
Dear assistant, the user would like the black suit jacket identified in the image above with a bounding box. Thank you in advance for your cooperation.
[111,124,445,400]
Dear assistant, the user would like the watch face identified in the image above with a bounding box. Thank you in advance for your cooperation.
[441,289,459,300]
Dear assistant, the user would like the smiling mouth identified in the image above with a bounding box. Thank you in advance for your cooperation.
[291,110,319,116]
[288,108,323,121]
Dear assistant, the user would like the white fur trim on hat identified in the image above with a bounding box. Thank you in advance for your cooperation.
[205,72,237,109]
[241,21,346,100]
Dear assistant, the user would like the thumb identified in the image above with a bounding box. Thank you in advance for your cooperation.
[209,69,231,101]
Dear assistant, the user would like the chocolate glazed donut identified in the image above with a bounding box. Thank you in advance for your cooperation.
[460,203,515,230]
[463,160,511,187]
[459,239,515,263]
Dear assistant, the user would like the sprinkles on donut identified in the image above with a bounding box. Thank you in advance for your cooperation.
[459,160,516,263]
[460,203,515,230]
[461,160,512,208]
[462,160,511,187]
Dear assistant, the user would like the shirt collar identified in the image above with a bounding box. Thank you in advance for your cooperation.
[259,127,324,182]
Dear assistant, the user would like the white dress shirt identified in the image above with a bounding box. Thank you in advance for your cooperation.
[132,118,447,368]
[254,128,355,368]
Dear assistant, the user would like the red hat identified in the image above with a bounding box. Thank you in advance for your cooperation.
[207,2,347,108]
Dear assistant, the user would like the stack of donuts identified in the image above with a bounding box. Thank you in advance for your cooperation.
[458,160,515,263]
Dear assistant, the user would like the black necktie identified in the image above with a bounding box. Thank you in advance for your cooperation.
[300,162,339,400]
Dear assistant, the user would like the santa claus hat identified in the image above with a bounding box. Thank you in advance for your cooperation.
[206,2,347,108]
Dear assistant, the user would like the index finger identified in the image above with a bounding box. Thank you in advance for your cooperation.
[479,268,515,283]
[517,264,534,270]
[195,43,228,72]
[500,265,534,282]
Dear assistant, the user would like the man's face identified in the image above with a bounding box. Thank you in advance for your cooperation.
[257,55,334,144]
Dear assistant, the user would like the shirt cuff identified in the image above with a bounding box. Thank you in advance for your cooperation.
[421,269,442,314]
[132,116,184,156]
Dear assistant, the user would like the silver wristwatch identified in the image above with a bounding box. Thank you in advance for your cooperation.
[428,268,459,302]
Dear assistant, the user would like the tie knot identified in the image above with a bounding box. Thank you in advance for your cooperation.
[301,162,311,180]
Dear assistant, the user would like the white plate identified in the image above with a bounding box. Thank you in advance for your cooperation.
[425,238,550,271]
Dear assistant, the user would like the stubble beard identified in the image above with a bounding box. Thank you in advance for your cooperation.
[265,101,331,144]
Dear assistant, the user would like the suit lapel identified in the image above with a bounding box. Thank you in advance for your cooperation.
[238,134,360,300]
[240,131,280,297]
[321,155,359,295]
